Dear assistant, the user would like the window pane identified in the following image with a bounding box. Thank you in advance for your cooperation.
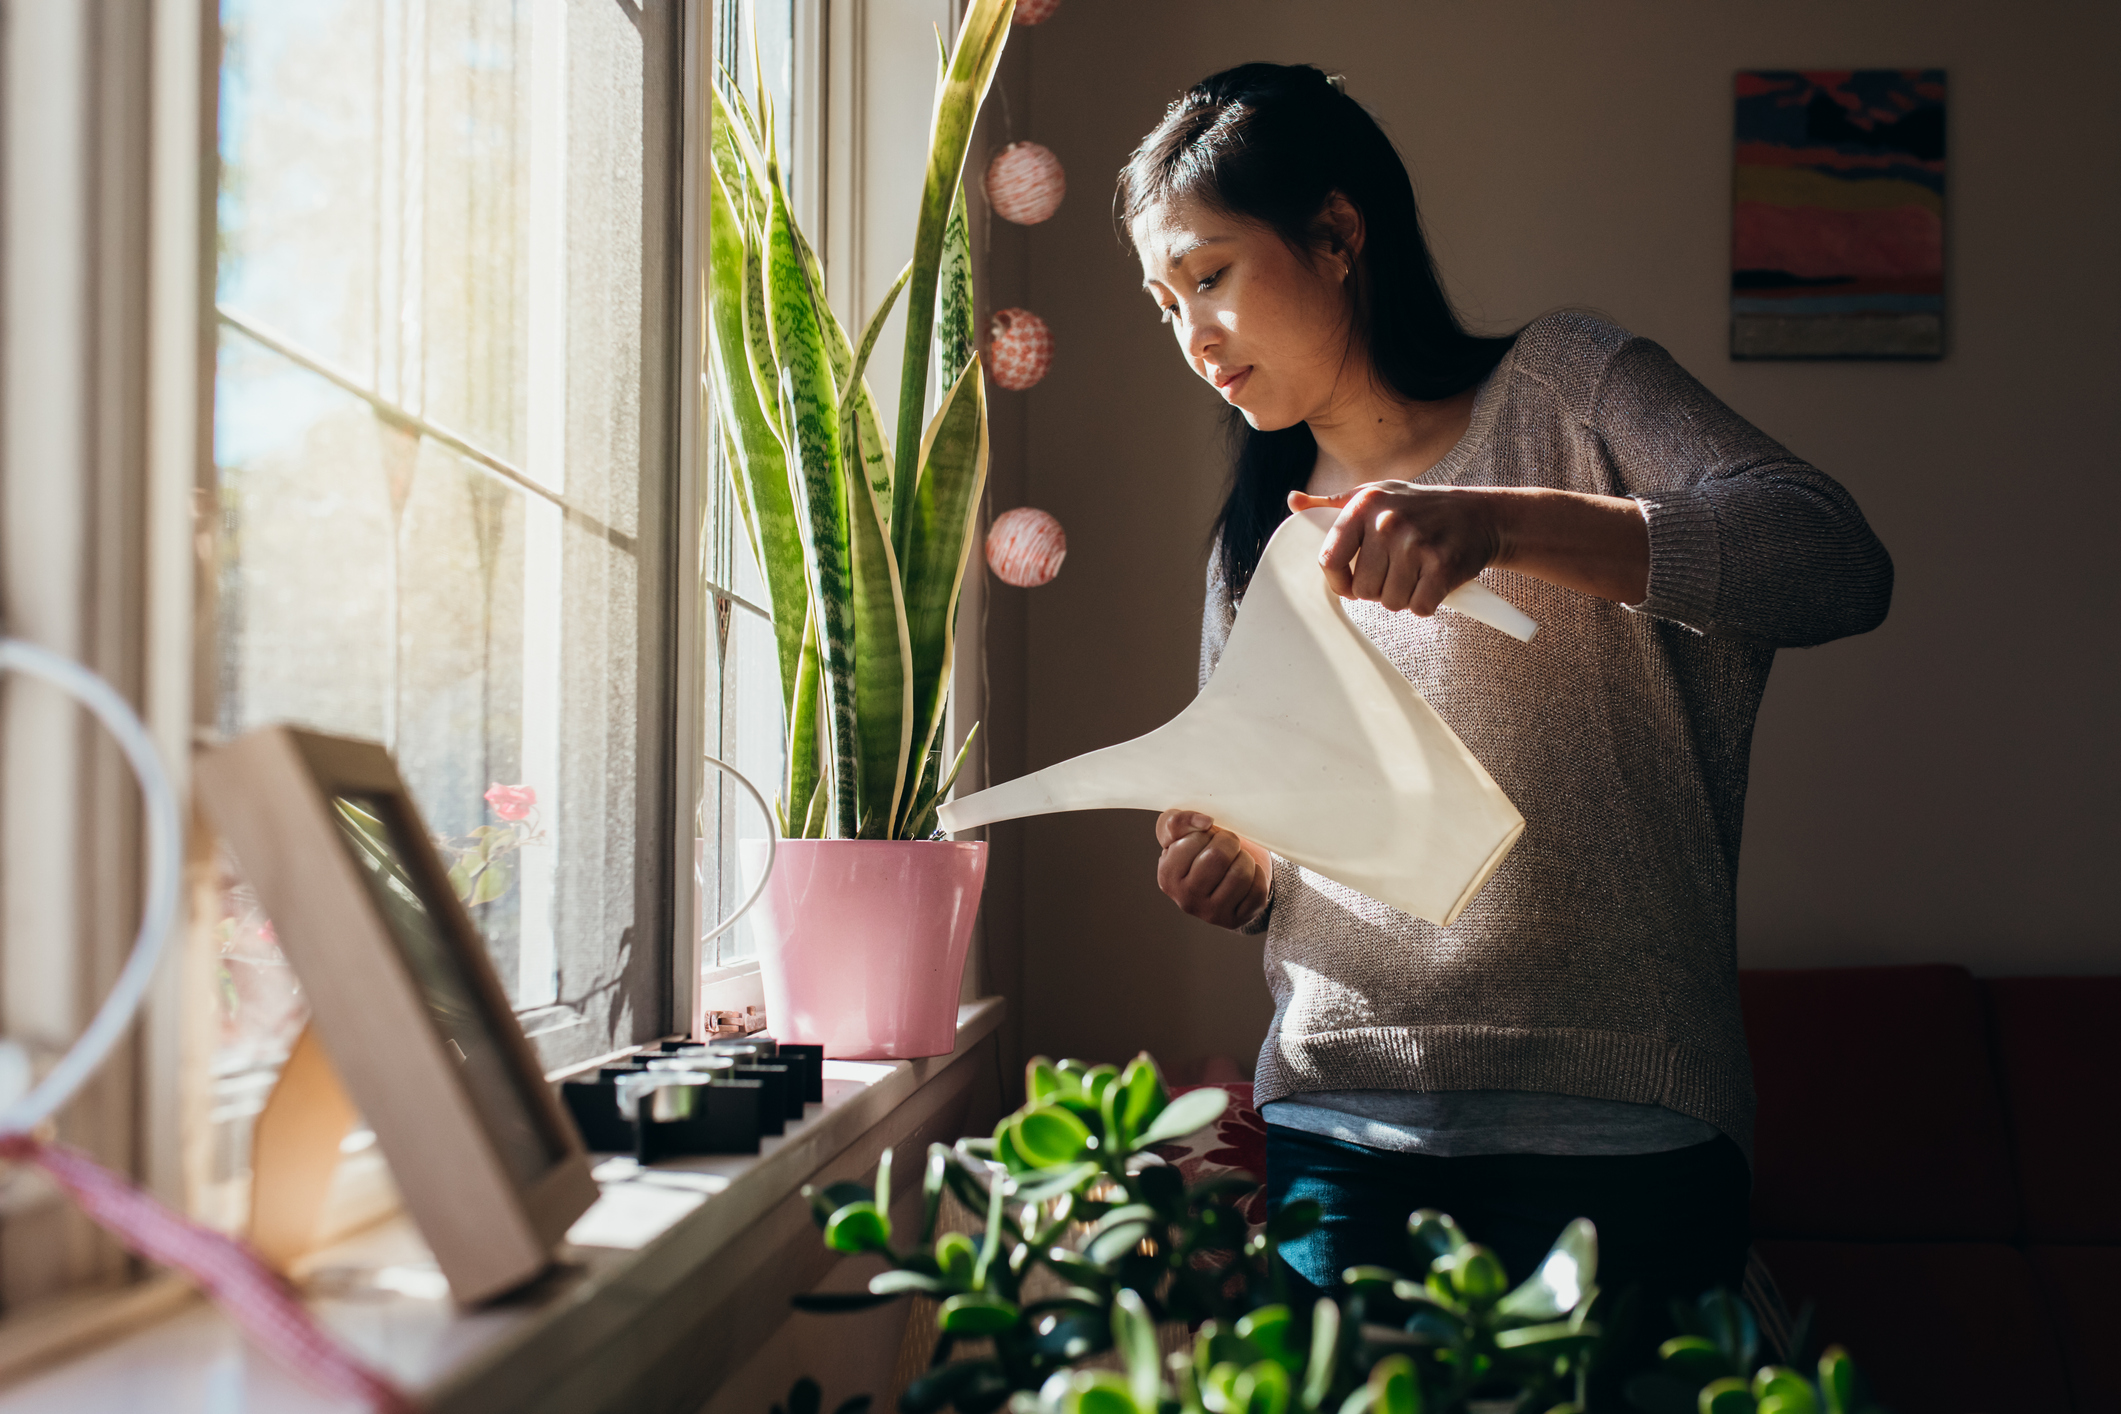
[212,0,669,1091]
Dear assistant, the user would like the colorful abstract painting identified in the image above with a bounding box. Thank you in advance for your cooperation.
[1732,70,1946,359]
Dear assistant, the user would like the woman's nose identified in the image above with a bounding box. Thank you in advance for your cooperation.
[1183,311,1218,362]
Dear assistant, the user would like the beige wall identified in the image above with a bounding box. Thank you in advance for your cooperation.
[972,0,2121,1080]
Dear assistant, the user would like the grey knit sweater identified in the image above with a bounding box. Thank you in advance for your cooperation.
[1200,312,1893,1157]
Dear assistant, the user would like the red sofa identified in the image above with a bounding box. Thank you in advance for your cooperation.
[1742,965,2121,1413]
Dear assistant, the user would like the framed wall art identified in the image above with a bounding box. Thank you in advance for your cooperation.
[1733,69,1946,359]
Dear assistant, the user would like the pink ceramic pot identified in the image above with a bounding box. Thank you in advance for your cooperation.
[742,839,987,1060]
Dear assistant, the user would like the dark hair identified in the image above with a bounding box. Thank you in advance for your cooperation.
[1117,63,1518,596]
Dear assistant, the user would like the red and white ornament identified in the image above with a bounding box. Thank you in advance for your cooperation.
[985,141,1065,225]
[987,308,1052,391]
[1013,0,1062,24]
[986,507,1067,588]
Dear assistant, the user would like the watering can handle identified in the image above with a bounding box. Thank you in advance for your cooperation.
[1439,580,1538,643]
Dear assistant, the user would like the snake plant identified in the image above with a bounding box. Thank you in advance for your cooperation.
[708,0,1012,839]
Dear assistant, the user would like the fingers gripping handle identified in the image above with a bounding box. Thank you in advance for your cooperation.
[1440,580,1538,643]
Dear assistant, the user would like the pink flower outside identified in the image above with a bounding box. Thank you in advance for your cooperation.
[484,783,536,822]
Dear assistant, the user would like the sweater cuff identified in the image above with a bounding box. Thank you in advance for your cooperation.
[1626,486,1720,632]
[1237,857,1280,935]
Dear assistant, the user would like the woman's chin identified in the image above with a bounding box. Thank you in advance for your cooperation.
[1234,402,1302,433]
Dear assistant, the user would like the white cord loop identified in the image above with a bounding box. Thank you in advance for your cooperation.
[0,639,182,1136]
[698,752,778,946]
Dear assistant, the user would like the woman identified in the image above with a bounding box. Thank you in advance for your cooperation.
[1119,63,1892,1333]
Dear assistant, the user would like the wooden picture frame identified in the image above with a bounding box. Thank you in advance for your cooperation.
[196,726,599,1303]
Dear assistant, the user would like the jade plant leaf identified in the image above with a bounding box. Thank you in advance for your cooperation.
[870,1268,952,1297]
[1366,1356,1421,1414]
[939,1291,1019,1336]
[1113,1289,1161,1412]
[1136,1087,1228,1149]
[1405,1210,1468,1265]
[1700,1378,1758,1414]
[1660,1335,1735,1385]
[1233,1362,1290,1414]
[823,1201,891,1254]
[1012,1104,1093,1167]
[1301,1298,1340,1412]
[1752,1368,1819,1414]
[1064,1372,1144,1414]
[1493,1217,1596,1323]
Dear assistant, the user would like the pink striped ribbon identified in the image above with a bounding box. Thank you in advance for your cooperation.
[0,1135,417,1412]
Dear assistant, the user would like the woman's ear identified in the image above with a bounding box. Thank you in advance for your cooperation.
[1317,192,1366,272]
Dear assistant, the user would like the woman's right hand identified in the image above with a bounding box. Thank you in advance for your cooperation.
[1155,811,1272,930]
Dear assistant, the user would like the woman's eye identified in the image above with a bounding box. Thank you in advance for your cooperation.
[1196,269,1223,293]
[1158,304,1178,324]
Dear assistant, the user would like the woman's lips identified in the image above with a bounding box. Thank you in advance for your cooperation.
[1212,366,1251,399]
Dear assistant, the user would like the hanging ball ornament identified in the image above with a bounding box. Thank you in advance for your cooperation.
[988,308,1052,392]
[987,508,1067,588]
[1013,0,1063,24]
[984,141,1066,225]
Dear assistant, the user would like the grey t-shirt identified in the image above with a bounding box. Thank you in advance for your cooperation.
[1262,1089,1722,1158]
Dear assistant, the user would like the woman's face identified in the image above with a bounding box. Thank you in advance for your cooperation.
[1131,194,1357,431]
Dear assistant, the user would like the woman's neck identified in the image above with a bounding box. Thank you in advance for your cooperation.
[1302,376,1477,499]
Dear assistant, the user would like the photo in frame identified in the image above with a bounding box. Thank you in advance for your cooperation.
[1733,69,1946,359]
[196,726,599,1303]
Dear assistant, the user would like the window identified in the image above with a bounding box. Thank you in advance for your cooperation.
[204,0,687,1218]
[696,0,804,974]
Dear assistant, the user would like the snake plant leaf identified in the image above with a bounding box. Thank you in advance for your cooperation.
[894,356,988,834]
[844,416,914,836]
[891,0,1014,540]
[710,86,768,237]
[901,724,977,839]
[792,219,896,517]
[934,178,977,408]
[788,600,823,837]
[719,66,766,161]
[767,171,859,837]
[710,166,807,709]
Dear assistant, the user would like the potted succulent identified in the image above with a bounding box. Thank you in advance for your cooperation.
[707,1,1014,1057]
[793,1054,1891,1414]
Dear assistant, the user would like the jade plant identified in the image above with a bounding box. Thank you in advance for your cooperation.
[796,1055,1611,1414]
[1623,1290,1886,1414]
[708,0,1012,839]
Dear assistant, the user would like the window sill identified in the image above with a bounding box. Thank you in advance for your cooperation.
[0,997,1007,1414]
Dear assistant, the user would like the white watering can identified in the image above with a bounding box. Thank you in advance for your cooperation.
[939,509,1531,928]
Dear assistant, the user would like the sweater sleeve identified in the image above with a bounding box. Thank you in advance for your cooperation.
[1587,336,1894,647]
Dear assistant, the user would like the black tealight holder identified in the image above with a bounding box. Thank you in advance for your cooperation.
[560,1075,637,1153]
[729,1063,793,1131]
[772,1043,825,1103]
[625,1073,765,1160]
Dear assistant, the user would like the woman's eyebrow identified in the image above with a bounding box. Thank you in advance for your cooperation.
[1158,235,1232,271]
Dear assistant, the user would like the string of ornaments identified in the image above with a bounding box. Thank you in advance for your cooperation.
[982,0,1067,589]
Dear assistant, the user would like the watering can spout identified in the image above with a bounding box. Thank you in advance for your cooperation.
[936,511,1532,928]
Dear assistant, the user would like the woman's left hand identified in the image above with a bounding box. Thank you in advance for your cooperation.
[1288,484,1500,615]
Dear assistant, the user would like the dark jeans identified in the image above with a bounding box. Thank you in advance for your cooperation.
[1265,1124,1751,1382]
